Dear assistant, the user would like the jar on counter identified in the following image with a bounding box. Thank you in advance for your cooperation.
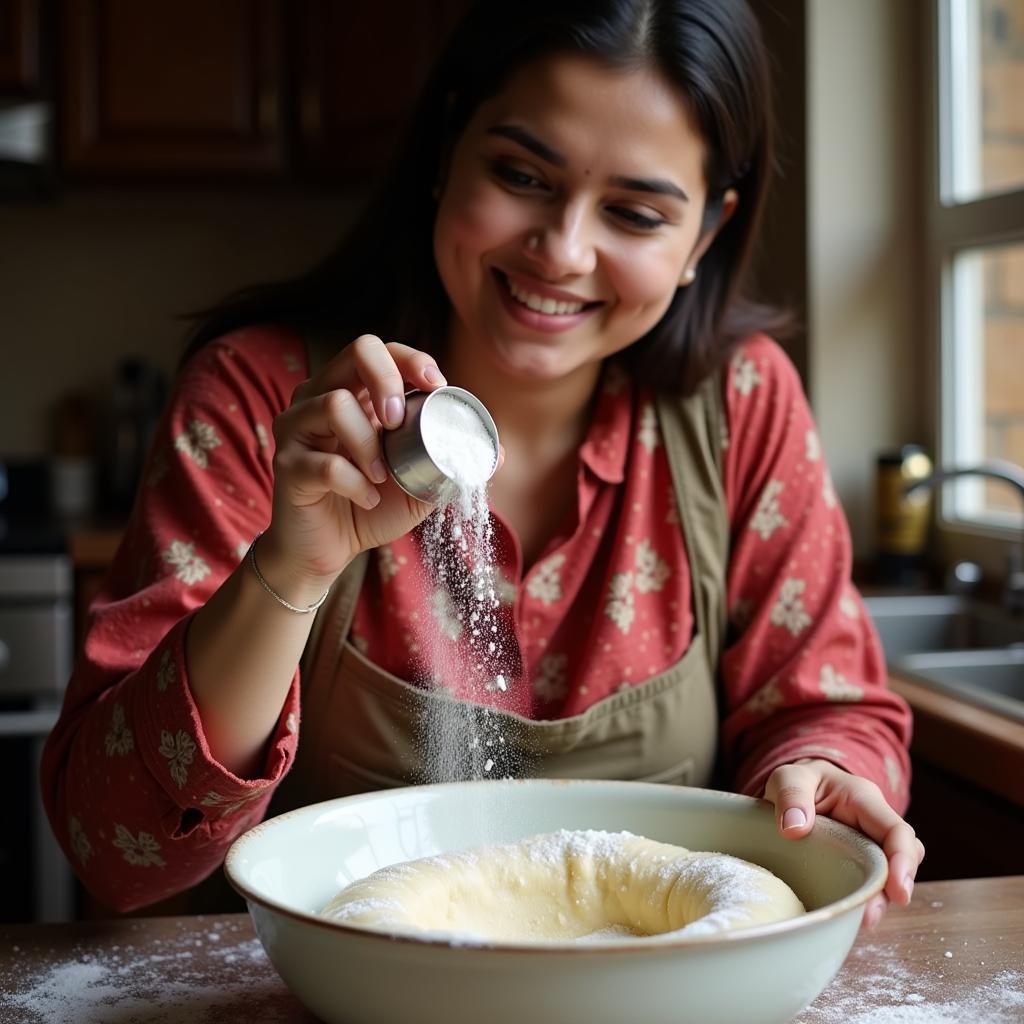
[875,445,933,585]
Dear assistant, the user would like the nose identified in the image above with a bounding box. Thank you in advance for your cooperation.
[524,205,597,279]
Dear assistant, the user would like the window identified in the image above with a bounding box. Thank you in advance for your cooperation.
[934,0,1024,529]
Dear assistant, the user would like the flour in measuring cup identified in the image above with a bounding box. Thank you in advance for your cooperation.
[420,391,497,514]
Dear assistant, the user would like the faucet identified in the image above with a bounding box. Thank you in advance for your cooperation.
[905,459,1024,615]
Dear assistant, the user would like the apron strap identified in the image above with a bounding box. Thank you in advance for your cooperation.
[654,371,729,674]
[295,551,369,779]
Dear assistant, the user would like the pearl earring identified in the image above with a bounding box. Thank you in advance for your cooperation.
[681,267,697,285]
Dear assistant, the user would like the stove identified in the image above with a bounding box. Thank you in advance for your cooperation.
[0,459,76,920]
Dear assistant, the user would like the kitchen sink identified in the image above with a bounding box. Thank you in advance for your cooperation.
[863,594,1024,721]
[863,594,1024,660]
[895,648,1024,723]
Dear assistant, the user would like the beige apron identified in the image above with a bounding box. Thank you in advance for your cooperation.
[279,374,729,807]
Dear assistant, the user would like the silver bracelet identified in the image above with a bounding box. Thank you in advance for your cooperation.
[247,531,331,614]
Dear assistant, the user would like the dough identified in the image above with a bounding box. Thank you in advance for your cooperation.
[320,829,805,943]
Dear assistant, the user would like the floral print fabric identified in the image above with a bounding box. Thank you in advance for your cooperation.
[40,327,911,912]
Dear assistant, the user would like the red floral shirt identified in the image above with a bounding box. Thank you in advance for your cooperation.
[41,326,911,911]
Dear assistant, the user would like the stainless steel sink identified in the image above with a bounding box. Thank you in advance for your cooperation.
[864,594,1024,659]
[895,647,1024,723]
[863,594,1024,721]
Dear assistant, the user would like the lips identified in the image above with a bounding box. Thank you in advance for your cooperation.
[492,270,602,332]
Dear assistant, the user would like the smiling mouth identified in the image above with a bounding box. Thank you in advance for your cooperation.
[495,271,602,316]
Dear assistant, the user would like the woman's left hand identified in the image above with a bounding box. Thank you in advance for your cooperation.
[763,758,925,929]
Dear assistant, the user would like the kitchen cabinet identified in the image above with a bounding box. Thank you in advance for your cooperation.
[296,0,464,180]
[0,0,40,94]
[58,0,466,182]
[60,0,285,177]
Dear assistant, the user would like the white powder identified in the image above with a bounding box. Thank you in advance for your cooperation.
[801,938,1024,1024]
[421,392,496,508]
[410,394,529,790]
[322,830,787,943]
[1,922,296,1023]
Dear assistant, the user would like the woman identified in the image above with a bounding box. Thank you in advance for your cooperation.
[42,0,923,924]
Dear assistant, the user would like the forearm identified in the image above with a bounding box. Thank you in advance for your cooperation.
[42,618,296,912]
[186,530,344,778]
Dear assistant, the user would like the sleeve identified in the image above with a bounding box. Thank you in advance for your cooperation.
[716,335,912,813]
[40,327,309,912]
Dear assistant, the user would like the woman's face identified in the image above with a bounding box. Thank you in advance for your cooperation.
[433,53,729,385]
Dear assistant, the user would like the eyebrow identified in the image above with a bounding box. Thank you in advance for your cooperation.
[486,123,690,203]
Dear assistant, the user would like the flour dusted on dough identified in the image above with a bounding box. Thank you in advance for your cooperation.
[320,829,805,944]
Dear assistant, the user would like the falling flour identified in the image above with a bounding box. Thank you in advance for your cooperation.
[411,393,528,786]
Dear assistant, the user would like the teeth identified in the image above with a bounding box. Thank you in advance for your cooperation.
[506,277,585,315]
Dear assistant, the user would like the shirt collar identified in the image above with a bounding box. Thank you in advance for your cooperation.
[578,363,635,485]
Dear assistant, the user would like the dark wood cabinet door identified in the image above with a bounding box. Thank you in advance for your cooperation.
[60,0,285,177]
[0,0,40,94]
[296,0,466,181]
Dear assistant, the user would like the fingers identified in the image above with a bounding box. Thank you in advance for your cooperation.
[880,821,924,907]
[765,759,925,912]
[829,773,923,906]
[274,391,386,510]
[763,762,818,838]
[297,335,447,430]
[862,894,888,930]
[285,449,382,511]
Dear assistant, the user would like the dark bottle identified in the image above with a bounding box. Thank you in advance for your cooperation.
[875,445,933,586]
[101,358,166,516]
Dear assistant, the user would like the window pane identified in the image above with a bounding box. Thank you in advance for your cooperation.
[947,0,1024,202]
[949,242,1024,519]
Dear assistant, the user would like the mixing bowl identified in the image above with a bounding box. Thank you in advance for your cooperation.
[224,779,887,1024]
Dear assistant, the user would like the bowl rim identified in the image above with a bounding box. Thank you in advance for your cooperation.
[224,778,888,955]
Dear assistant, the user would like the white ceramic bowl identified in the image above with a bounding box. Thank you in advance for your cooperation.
[225,779,886,1024]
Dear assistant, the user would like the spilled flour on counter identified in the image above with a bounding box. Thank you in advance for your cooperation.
[2,920,295,1024]
[800,939,1024,1024]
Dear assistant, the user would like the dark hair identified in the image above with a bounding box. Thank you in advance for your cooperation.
[184,0,785,394]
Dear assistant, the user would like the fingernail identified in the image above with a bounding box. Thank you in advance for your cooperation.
[385,395,404,428]
[903,875,914,901]
[370,458,388,484]
[364,489,381,509]
[423,366,446,385]
[782,808,807,831]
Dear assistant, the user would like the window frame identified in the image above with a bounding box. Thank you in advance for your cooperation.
[926,0,1024,570]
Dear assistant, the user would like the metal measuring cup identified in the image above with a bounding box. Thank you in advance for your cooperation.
[381,385,500,503]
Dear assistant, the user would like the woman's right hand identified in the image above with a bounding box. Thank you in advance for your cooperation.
[256,334,447,602]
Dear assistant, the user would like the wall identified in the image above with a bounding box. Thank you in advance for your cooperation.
[807,0,926,557]
[1,2,929,562]
[0,187,362,456]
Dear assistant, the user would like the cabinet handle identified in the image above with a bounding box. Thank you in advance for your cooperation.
[0,638,9,674]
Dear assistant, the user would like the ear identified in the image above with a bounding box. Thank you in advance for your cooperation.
[679,187,739,285]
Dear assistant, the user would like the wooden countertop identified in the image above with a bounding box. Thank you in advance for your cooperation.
[1,876,1021,1023]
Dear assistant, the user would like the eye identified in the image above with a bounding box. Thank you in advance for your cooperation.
[608,206,666,231]
[491,161,546,191]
